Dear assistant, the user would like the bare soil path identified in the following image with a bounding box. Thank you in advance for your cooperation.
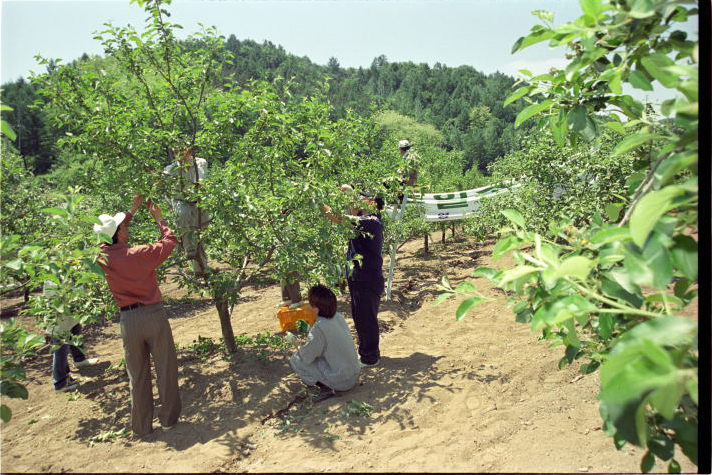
[1,234,696,473]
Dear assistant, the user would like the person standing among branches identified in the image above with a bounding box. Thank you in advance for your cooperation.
[162,147,210,277]
[385,139,419,204]
[398,139,419,188]
[94,195,181,436]
[43,280,99,392]
[322,185,384,367]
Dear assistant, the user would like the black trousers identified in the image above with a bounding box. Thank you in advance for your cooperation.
[347,280,382,365]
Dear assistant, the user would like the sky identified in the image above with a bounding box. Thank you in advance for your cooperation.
[0,0,700,104]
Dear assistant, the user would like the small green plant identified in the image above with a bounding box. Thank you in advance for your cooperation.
[323,422,341,441]
[105,358,126,374]
[339,400,373,419]
[67,390,82,401]
[189,335,220,358]
[87,427,129,447]
[295,319,310,333]
[27,418,38,425]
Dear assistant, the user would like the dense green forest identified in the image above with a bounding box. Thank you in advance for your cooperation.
[1,35,530,175]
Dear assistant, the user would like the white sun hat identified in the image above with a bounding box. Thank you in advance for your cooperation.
[93,212,127,239]
[398,139,410,148]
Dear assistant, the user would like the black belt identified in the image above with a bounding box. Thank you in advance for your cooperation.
[120,302,146,312]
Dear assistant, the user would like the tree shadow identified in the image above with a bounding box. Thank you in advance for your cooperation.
[252,351,506,451]
[70,334,299,454]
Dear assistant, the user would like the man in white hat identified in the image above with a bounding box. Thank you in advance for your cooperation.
[94,195,181,436]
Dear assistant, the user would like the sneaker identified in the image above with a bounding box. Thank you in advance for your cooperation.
[57,379,79,392]
[359,358,379,368]
[75,358,99,368]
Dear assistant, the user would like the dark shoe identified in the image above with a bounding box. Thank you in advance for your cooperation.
[359,358,379,368]
[56,378,79,392]
[312,388,336,402]
[312,382,336,402]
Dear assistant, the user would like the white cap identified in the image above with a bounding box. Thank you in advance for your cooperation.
[93,212,127,239]
[398,139,410,148]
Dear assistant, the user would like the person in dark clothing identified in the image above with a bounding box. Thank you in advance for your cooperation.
[322,185,384,367]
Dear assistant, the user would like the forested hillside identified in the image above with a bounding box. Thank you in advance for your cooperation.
[1,35,530,175]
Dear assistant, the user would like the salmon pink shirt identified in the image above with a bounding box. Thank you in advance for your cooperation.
[98,212,178,307]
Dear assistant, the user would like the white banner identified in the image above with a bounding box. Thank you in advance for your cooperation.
[386,181,522,222]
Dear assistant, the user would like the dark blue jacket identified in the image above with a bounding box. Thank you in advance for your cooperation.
[346,213,384,293]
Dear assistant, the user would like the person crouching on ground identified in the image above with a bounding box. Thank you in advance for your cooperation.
[94,195,181,436]
[289,284,360,401]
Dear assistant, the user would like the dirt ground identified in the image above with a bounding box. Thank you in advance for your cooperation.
[0,232,697,473]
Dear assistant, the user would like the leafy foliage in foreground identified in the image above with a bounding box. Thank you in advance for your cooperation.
[441,0,698,471]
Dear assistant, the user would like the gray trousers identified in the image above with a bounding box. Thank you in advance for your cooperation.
[289,354,358,392]
[172,199,209,273]
[119,303,181,435]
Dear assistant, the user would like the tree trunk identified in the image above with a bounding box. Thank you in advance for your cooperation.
[424,233,429,254]
[216,298,237,354]
[451,224,456,238]
[441,226,446,243]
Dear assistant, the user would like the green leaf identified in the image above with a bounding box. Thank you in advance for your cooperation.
[590,227,630,245]
[1,120,17,141]
[456,296,483,321]
[648,437,675,461]
[493,235,525,261]
[556,255,595,280]
[629,0,655,18]
[612,133,667,156]
[501,209,525,227]
[685,377,698,405]
[603,121,626,134]
[433,292,453,307]
[568,105,588,133]
[629,186,686,248]
[580,0,605,19]
[669,235,697,281]
[0,381,29,399]
[629,69,654,91]
[601,339,677,404]
[472,267,498,280]
[641,451,655,473]
[608,72,623,94]
[600,397,648,447]
[600,276,643,307]
[597,313,615,339]
[0,404,11,423]
[515,307,533,323]
[499,266,538,286]
[604,203,623,222]
[41,207,70,218]
[511,28,556,54]
[532,295,597,330]
[654,151,697,188]
[623,238,673,289]
[611,316,696,356]
[4,258,23,271]
[668,459,681,474]
[514,100,553,128]
[649,382,685,420]
[454,281,477,293]
[641,54,679,88]
[503,86,531,107]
